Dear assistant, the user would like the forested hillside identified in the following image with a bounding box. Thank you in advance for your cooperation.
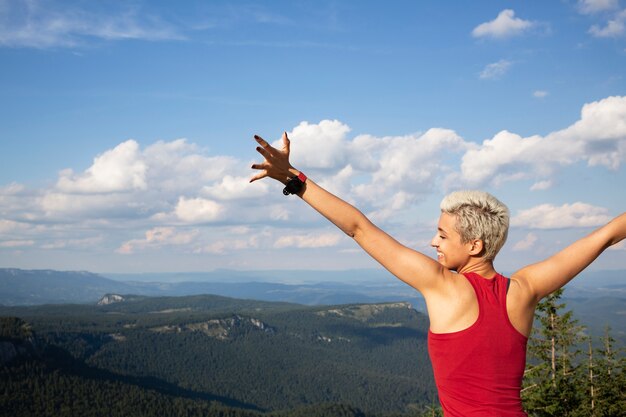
[0,295,437,417]
[2,292,624,417]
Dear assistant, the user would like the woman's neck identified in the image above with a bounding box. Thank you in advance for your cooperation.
[457,259,497,279]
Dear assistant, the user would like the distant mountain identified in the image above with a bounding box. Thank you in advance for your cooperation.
[1,267,624,343]
[0,268,135,305]
[0,296,436,416]
[0,268,426,310]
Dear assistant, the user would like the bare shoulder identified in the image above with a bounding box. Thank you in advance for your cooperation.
[426,270,478,333]
[506,273,539,337]
[508,272,538,309]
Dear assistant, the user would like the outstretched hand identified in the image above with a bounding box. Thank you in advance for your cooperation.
[250,132,295,184]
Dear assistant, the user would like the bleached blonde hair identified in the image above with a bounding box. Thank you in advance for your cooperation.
[440,190,509,260]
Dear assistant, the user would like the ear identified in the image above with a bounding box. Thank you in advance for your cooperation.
[468,239,484,256]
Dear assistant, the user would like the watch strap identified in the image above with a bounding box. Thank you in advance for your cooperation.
[282,172,307,196]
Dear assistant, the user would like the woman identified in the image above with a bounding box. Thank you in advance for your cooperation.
[250,132,626,417]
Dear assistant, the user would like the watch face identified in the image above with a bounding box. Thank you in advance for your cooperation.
[287,178,303,194]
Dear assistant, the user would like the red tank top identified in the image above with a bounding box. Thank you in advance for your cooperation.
[428,272,528,417]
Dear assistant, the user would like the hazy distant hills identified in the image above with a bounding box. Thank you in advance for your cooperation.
[1,267,624,342]
[0,268,426,308]
[1,295,435,416]
[0,268,135,305]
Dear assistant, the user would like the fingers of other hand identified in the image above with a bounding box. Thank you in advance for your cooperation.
[251,135,270,183]
[251,133,290,183]
[249,172,266,183]
[249,161,267,183]
[254,134,272,150]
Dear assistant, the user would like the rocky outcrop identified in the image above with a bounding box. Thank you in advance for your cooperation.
[97,294,126,305]
[150,315,274,340]
[316,302,413,321]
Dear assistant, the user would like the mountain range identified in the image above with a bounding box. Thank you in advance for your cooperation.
[0,267,624,341]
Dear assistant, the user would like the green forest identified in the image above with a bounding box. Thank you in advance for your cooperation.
[0,292,624,417]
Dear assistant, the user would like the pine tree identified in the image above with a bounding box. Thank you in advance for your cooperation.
[522,289,586,416]
[588,327,625,416]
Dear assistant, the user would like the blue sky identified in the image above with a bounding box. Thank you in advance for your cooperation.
[0,0,625,275]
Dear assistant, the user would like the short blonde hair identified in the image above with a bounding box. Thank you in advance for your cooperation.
[440,190,509,260]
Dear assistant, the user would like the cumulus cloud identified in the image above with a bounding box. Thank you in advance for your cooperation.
[533,90,549,98]
[274,232,343,248]
[57,140,147,193]
[196,236,261,254]
[513,233,538,251]
[0,239,35,248]
[203,175,269,200]
[174,197,223,223]
[472,10,535,39]
[143,139,237,192]
[30,137,243,221]
[459,95,626,187]
[589,9,626,37]
[511,203,612,229]
[0,219,29,233]
[349,129,470,209]
[275,119,351,169]
[316,165,355,198]
[40,192,139,218]
[117,227,199,254]
[479,60,513,79]
[0,0,184,48]
[578,0,620,14]
[1,97,624,262]
[530,180,553,191]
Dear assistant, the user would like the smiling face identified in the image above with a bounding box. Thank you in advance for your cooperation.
[430,212,479,271]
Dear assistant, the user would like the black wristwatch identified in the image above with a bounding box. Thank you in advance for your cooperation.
[283,172,307,195]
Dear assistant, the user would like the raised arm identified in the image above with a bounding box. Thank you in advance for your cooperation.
[513,212,626,302]
[250,132,446,294]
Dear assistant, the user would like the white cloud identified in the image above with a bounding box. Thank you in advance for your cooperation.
[2,98,624,264]
[371,128,469,189]
[317,164,355,198]
[196,235,261,254]
[0,182,25,195]
[40,192,137,218]
[277,119,351,169]
[57,140,147,193]
[117,227,199,254]
[0,0,184,48]
[41,236,103,250]
[0,239,35,248]
[203,175,269,200]
[530,180,553,191]
[511,203,612,229]
[578,0,620,14]
[533,90,549,98]
[513,233,538,251]
[472,10,534,39]
[348,129,469,210]
[175,197,223,223]
[144,139,237,192]
[479,60,512,79]
[0,219,29,233]
[368,191,416,222]
[459,95,626,187]
[589,9,626,37]
[274,232,343,248]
